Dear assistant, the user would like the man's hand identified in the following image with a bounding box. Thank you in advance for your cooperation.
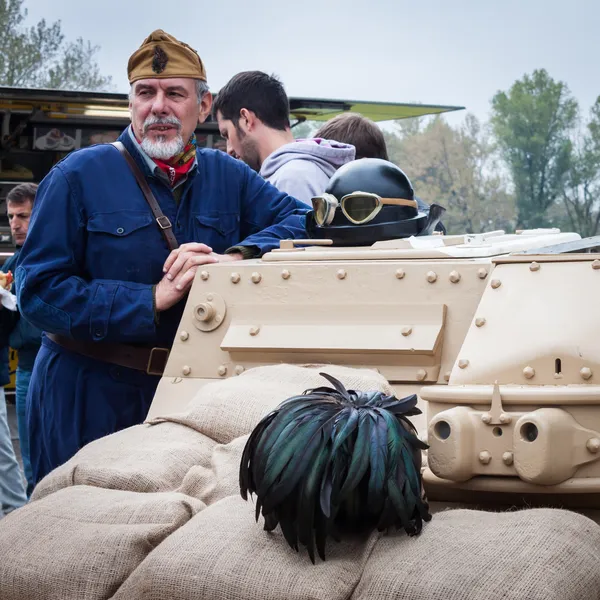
[163,242,217,284]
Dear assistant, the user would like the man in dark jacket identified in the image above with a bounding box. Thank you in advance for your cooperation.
[0,183,41,496]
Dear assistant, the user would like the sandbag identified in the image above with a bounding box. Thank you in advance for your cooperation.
[32,421,216,502]
[0,485,204,600]
[149,363,394,444]
[352,507,600,600]
[113,494,381,600]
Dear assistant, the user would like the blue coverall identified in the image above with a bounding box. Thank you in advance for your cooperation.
[16,126,309,483]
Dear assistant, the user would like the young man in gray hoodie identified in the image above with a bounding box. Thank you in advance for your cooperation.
[213,71,355,205]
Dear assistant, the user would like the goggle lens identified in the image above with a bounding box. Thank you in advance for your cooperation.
[342,195,379,223]
[312,197,329,226]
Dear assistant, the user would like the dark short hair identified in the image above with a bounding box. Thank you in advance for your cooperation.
[213,71,290,131]
[315,113,389,161]
[6,182,38,205]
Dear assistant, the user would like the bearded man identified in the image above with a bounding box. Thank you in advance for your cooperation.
[16,30,309,484]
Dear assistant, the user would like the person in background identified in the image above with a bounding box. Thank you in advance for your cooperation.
[0,183,42,496]
[214,71,355,205]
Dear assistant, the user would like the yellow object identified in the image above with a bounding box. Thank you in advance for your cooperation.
[7,347,17,390]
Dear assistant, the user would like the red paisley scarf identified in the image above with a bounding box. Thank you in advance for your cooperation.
[152,133,197,187]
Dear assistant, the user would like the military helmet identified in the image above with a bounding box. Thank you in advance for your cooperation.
[306,158,445,245]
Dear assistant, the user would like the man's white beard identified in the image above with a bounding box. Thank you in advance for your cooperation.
[141,135,184,160]
[140,115,185,160]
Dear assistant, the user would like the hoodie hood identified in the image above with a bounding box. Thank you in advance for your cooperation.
[259,138,356,180]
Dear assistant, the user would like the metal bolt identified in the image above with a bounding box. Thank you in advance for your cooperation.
[529,262,541,272]
[217,365,227,377]
[416,369,427,381]
[207,294,213,301]
[249,325,260,336]
[395,269,406,279]
[458,359,469,369]
[499,413,512,424]
[215,315,222,324]
[182,365,191,376]
[449,270,461,283]
[230,272,240,284]
[478,268,488,279]
[587,438,600,453]
[251,272,262,284]
[581,367,593,381]
[426,271,437,283]
[336,269,347,280]
[479,451,492,465]
[195,302,215,322]
[401,326,412,337]
[200,271,209,281]
[475,317,486,328]
[491,279,502,289]
[593,260,600,270]
[281,269,291,280]
[502,452,514,466]
[443,371,451,382]
[523,366,535,379]
[235,365,245,375]
[481,414,492,424]
[180,331,189,341]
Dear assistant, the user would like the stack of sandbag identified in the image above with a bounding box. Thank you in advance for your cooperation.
[1,363,600,600]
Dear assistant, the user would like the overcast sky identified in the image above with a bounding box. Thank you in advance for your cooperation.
[24,0,599,127]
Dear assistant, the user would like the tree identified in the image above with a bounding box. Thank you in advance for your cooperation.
[560,97,600,237]
[491,69,578,229]
[0,0,113,91]
[386,114,516,234]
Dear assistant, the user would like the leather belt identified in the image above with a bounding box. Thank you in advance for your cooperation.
[46,333,170,376]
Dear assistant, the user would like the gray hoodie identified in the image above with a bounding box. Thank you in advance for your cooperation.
[259,138,356,205]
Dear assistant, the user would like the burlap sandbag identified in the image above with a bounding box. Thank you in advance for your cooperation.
[0,485,205,600]
[149,363,394,444]
[113,494,381,600]
[31,421,217,502]
[352,507,600,600]
[176,434,249,505]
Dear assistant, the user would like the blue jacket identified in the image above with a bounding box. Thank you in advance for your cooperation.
[0,249,42,371]
[15,127,309,348]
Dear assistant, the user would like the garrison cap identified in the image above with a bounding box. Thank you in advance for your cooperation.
[127,29,207,84]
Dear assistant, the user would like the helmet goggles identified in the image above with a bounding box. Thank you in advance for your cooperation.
[311,191,418,226]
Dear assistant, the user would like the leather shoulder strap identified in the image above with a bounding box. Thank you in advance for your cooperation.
[111,141,179,251]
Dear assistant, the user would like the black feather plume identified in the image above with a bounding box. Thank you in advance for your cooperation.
[239,372,431,563]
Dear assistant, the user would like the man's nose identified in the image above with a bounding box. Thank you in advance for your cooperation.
[151,91,169,114]
[227,142,237,158]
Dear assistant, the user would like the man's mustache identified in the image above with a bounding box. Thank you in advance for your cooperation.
[143,115,182,134]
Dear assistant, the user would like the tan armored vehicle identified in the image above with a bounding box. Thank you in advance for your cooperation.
[3,224,600,599]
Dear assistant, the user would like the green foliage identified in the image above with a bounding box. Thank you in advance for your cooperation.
[0,0,113,91]
[491,68,578,229]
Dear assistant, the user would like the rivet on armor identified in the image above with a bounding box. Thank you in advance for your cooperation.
[215,315,222,324]
[523,366,535,379]
[206,294,214,301]
[336,269,347,280]
[182,365,191,376]
[416,369,427,381]
[499,413,512,424]
[481,413,492,424]
[581,367,593,381]
[249,325,260,336]
[235,365,245,375]
[592,260,600,270]
[529,262,540,272]
[195,302,215,322]
[477,268,488,279]
[444,371,451,382]
[281,269,291,280]
[426,271,437,283]
[200,271,209,281]
[587,438,600,453]
[502,452,514,466]
[458,359,469,369]
[475,317,486,328]
[251,272,262,284]
[395,269,405,279]
[230,272,240,284]
[217,365,227,377]
[491,279,502,289]
[179,331,189,341]
[449,270,461,283]
[479,451,492,465]
[401,326,412,337]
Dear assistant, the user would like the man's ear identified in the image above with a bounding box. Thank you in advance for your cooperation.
[198,92,213,124]
[239,108,258,133]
